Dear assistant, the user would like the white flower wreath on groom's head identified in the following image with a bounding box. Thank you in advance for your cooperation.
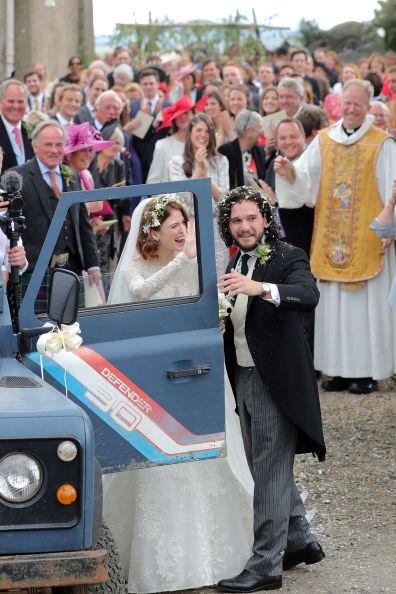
[216,186,280,265]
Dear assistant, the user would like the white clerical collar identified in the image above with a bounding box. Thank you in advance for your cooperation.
[328,115,375,145]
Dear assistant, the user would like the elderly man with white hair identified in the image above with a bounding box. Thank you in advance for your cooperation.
[368,100,394,136]
[275,79,396,394]
[218,109,266,189]
[93,90,123,131]
[113,64,134,88]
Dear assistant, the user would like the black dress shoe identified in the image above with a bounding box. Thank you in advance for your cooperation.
[348,378,378,394]
[283,541,325,571]
[321,376,351,392]
[217,569,282,592]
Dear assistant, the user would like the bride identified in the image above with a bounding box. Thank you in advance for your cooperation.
[104,195,254,593]
[107,195,198,304]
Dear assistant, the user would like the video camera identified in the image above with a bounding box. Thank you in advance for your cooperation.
[0,170,25,330]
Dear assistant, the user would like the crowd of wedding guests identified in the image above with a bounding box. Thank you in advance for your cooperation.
[1,44,396,356]
[2,45,395,269]
[2,40,396,594]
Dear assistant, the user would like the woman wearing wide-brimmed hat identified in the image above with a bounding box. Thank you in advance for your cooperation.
[146,96,194,183]
[64,122,117,281]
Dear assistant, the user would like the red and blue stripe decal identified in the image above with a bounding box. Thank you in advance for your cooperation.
[25,346,224,466]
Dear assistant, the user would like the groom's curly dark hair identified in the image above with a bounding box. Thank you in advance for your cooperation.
[216,185,280,248]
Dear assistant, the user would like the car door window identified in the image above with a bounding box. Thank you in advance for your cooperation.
[32,192,200,315]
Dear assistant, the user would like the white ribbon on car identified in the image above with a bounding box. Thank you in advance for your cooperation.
[37,322,83,397]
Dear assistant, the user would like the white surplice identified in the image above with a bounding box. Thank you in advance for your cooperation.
[276,116,396,379]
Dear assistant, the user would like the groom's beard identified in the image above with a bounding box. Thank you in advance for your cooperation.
[232,235,263,252]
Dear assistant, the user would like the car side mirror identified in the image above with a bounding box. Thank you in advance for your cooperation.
[47,269,80,326]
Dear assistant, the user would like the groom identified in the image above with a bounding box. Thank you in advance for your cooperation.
[216,186,326,591]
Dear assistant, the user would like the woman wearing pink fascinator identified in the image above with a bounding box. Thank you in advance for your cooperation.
[64,123,117,282]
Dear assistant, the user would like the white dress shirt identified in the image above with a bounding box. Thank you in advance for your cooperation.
[1,115,25,165]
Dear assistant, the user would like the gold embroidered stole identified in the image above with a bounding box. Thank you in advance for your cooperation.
[310,125,388,285]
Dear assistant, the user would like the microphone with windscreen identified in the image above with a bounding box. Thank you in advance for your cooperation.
[0,170,24,216]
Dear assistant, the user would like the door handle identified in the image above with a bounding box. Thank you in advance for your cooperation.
[166,365,211,379]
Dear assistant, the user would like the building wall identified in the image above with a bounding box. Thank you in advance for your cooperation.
[0,0,94,83]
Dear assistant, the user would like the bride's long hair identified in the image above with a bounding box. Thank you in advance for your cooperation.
[183,113,218,178]
[137,199,189,260]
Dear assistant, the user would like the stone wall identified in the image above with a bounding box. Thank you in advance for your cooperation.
[0,0,93,83]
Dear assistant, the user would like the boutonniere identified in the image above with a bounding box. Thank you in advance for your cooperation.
[22,120,33,138]
[61,165,74,188]
[218,292,233,322]
[256,240,272,265]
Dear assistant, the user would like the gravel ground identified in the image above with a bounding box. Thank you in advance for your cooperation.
[176,380,396,594]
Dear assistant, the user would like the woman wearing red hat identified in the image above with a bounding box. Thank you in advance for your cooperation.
[146,96,194,183]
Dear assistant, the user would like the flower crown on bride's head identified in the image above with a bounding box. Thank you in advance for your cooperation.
[142,194,183,236]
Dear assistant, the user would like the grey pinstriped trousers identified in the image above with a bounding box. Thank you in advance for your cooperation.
[235,366,314,576]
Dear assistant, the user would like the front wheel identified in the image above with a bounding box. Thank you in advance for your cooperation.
[53,522,125,593]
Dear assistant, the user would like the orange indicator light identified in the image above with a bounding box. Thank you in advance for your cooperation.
[56,484,77,505]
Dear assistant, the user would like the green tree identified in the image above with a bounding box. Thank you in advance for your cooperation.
[374,0,396,49]
[112,16,269,62]
[298,19,324,47]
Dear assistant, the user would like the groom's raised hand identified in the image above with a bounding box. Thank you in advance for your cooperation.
[217,269,270,299]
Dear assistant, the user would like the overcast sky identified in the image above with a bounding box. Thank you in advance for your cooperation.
[93,0,380,36]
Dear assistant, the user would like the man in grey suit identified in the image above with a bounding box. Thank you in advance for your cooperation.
[13,121,100,282]
[217,186,326,592]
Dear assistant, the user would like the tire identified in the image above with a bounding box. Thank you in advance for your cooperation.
[53,522,126,593]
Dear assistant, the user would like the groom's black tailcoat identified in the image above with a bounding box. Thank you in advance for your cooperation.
[224,240,326,461]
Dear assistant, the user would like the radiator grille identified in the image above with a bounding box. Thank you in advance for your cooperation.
[0,376,42,388]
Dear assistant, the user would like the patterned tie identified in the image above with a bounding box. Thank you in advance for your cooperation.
[34,96,40,111]
[48,170,61,199]
[240,253,250,276]
[12,127,23,151]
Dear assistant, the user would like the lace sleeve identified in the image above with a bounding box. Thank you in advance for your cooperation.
[129,253,193,300]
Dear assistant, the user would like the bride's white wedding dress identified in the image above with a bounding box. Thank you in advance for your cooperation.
[104,245,254,593]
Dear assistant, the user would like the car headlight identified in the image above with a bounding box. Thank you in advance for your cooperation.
[0,453,43,503]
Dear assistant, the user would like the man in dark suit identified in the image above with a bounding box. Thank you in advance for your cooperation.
[0,79,34,171]
[127,68,171,180]
[13,121,100,281]
[93,91,141,186]
[24,71,50,113]
[291,49,322,104]
[75,76,108,125]
[263,117,316,357]
[219,109,266,189]
[216,186,325,592]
